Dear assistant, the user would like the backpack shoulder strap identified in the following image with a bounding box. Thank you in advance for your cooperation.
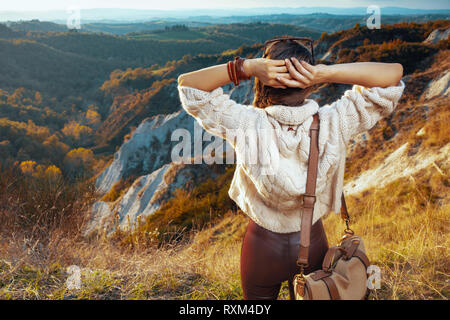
[296,113,350,267]
[297,113,320,266]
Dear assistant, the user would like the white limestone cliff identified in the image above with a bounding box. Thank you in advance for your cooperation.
[88,80,253,234]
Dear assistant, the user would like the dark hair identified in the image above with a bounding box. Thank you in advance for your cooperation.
[253,38,315,109]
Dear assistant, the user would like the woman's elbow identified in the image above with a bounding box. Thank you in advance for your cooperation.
[177,74,186,86]
[393,63,404,85]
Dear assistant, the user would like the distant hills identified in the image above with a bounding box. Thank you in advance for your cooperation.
[4,13,450,35]
[0,23,320,95]
[1,6,449,23]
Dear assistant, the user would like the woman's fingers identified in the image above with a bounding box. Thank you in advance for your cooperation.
[276,76,307,88]
[269,59,287,66]
[272,66,288,73]
[300,60,315,73]
[262,57,316,88]
[271,81,287,89]
[267,76,287,89]
[285,59,310,86]
[291,58,313,80]
[276,72,291,79]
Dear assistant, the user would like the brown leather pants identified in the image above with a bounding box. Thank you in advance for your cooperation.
[240,218,329,300]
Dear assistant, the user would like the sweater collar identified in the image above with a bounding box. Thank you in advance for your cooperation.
[263,99,319,125]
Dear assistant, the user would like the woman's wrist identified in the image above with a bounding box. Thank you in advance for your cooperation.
[314,64,331,84]
[243,59,255,78]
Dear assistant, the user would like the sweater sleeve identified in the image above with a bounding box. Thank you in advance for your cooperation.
[178,85,259,140]
[326,80,405,144]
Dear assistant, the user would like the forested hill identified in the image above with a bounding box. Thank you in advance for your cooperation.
[0,22,319,173]
[0,22,320,116]
[0,19,448,180]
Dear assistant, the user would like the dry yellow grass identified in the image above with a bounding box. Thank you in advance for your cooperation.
[2,101,449,299]
[1,161,448,300]
[324,169,449,299]
[185,162,449,300]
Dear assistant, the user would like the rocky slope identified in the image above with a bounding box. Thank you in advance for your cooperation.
[95,80,253,194]
[424,27,450,44]
[344,143,449,196]
[422,70,450,100]
[88,81,253,234]
[88,162,226,234]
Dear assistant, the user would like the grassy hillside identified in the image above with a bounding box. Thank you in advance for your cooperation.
[0,38,114,98]
[0,22,319,95]
[23,23,320,65]
[131,29,209,41]
[0,162,447,299]
[127,23,322,42]
[7,20,68,33]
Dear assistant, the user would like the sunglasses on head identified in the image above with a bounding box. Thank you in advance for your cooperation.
[263,37,315,65]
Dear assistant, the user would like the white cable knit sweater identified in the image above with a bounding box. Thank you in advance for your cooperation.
[178,81,405,233]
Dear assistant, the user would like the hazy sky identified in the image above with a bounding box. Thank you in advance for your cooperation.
[2,0,449,11]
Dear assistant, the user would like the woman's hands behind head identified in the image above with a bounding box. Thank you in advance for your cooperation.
[245,58,290,89]
[177,56,326,93]
[277,58,327,89]
[248,57,326,89]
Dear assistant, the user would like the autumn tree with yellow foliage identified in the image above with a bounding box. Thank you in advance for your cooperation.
[63,147,94,179]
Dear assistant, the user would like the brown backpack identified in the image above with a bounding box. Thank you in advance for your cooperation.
[293,113,371,300]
